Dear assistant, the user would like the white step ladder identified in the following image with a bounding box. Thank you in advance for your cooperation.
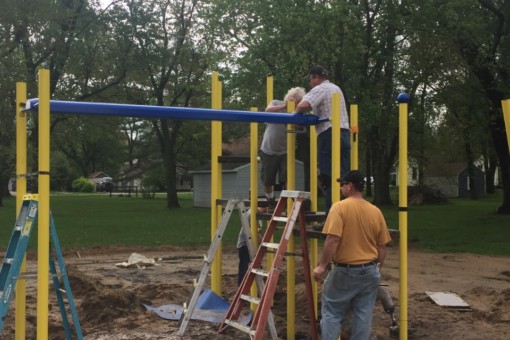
[177,198,277,338]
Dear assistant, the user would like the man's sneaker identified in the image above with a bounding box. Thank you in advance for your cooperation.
[266,197,277,211]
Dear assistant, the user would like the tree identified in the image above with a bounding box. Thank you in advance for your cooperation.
[406,0,510,213]
[123,0,219,208]
[0,0,131,205]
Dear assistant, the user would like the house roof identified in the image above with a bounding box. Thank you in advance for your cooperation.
[222,137,254,156]
[88,171,110,179]
[426,162,467,177]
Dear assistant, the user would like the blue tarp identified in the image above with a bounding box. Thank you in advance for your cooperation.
[144,288,251,325]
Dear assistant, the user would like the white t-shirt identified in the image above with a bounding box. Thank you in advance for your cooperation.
[302,80,349,135]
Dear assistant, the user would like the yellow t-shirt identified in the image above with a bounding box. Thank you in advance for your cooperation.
[323,197,391,264]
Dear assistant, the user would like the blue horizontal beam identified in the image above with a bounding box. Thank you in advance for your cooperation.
[25,99,322,125]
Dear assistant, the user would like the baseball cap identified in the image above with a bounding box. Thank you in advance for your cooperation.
[337,170,365,185]
[307,65,328,78]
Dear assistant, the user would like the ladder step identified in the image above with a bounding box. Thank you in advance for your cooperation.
[14,226,23,232]
[224,319,256,336]
[4,258,13,265]
[280,190,311,199]
[251,268,269,277]
[272,216,288,223]
[240,294,260,304]
[261,242,280,250]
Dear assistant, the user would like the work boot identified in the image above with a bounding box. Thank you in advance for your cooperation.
[266,197,277,211]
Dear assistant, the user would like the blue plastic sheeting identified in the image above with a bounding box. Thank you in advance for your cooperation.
[25,99,323,125]
[143,288,251,325]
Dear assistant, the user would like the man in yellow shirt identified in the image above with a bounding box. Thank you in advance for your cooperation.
[313,170,391,340]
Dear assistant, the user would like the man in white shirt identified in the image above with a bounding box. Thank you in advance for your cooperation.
[295,66,350,215]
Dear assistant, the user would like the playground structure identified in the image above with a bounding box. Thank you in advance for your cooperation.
[10,68,407,340]
[10,68,510,340]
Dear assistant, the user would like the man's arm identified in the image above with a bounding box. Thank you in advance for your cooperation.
[313,234,340,282]
[295,99,311,114]
[265,102,287,112]
[376,243,386,269]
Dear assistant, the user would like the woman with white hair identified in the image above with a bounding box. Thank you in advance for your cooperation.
[259,87,306,204]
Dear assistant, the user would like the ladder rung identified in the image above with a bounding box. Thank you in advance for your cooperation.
[224,319,256,335]
[4,258,13,265]
[14,226,23,232]
[240,294,260,304]
[280,190,311,199]
[251,268,269,277]
[262,242,280,250]
[272,216,288,223]
[14,273,37,280]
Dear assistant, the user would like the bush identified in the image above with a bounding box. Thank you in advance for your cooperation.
[71,177,95,192]
[408,185,448,205]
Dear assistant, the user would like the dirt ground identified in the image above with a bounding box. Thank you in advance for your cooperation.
[1,242,509,340]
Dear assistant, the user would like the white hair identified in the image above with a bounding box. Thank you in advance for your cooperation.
[284,87,306,102]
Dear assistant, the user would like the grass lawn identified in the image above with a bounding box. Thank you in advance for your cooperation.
[0,190,509,256]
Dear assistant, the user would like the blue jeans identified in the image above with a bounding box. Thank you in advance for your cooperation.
[320,265,380,340]
[317,128,351,214]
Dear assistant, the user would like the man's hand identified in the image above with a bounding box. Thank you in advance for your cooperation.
[313,265,327,282]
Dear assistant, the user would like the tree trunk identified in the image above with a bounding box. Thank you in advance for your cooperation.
[0,177,8,207]
[484,152,496,194]
[157,119,181,209]
[489,116,510,214]
[164,142,180,208]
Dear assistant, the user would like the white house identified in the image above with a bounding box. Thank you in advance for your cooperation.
[393,159,421,187]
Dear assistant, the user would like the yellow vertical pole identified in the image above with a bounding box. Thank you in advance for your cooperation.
[37,68,50,340]
[15,82,27,340]
[350,103,359,170]
[331,93,341,203]
[216,79,223,291]
[266,76,274,269]
[250,108,259,311]
[210,72,222,295]
[286,100,296,340]
[266,75,273,104]
[502,99,510,152]
[309,126,318,315]
[397,93,409,340]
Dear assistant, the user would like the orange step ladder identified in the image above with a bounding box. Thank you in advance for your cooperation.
[218,190,318,340]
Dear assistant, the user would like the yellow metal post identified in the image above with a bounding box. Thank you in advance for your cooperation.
[309,126,319,315]
[250,108,259,311]
[15,82,27,340]
[37,68,50,340]
[286,100,296,340]
[397,93,410,340]
[350,103,359,170]
[502,99,510,152]
[331,93,341,203]
[210,72,223,295]
[266,75,273,105]
[216,80,223,290]
[266,76,274,269]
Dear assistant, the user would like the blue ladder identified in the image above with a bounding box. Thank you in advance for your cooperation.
[0,195,83,339]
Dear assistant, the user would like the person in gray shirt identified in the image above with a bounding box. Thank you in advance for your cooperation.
[260,87,306,204]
